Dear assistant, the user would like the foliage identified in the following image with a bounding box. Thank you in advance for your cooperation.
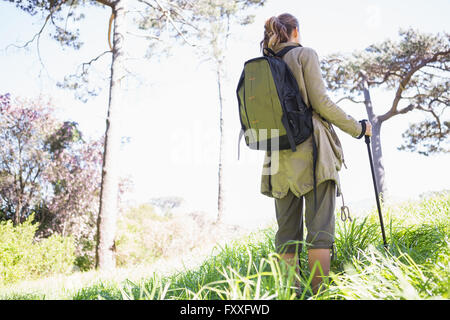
[0,215,75,285]
[398,119,450,156]
[321,28,450,156]
[0,95,57,224]
[115,204,170,267]
[0,94,104,268]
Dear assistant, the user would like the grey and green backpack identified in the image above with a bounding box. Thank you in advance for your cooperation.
[236,44,318,207]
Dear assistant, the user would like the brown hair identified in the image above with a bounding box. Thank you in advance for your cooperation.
[260,13,299,52]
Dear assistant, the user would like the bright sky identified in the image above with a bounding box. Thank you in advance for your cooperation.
[1,0,449,228]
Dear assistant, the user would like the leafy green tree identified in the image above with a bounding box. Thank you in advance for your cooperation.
[321,28,450,197]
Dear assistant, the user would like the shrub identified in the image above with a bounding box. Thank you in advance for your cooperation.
[0,215,75,285]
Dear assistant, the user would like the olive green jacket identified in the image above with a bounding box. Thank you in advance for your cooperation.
[261,42,363,199]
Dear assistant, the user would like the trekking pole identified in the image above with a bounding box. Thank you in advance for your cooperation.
[365,135,388,249]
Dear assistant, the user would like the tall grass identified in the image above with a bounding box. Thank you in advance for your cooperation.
[329,246,448,299]
[0,192,448,300]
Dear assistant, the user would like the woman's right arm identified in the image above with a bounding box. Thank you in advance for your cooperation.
[300,47,366,139]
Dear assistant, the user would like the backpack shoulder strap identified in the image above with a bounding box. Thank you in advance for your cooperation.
[263,47,277,57]
[275,44,302,58]
[263,44,302,58]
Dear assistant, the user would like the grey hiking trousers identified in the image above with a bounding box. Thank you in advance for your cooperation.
[274,180,336,254]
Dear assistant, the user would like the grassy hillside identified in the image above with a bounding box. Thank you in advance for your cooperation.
[1,191,448,300]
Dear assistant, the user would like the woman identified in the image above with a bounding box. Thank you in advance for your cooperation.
[260,13,372,292]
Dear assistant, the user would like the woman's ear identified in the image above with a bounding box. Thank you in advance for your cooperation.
[291,27,300,43]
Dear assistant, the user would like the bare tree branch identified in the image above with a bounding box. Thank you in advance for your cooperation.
[81,50,112,74]
[416,99,446,137]
[94,0,114,8]
[366,71,403,86]
[396,104,416,115]
[4,1,69,78]
[379,49,450,122]
[335,96,366,105]
[419,68,450,80]
[63,0,76,33]
[126,31,162,41]
[4,2,60,51]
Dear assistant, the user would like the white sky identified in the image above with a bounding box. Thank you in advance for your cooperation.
[0,0,449,228]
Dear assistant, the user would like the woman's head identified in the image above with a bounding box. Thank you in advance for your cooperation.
[261,13,300,51]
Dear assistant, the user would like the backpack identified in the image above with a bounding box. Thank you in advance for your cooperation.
[236,44,318,209]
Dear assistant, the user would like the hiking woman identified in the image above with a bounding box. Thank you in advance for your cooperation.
[260,13,372,292]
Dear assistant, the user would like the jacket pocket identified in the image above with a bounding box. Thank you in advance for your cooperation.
[314,114,344,170]
[328,124,344,170]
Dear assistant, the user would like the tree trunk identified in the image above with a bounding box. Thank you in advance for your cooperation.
[95,1,126,271]
[363,83,387,199]
[14,199,21,226]
[15,140,24,225]
[216,68,225,223]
